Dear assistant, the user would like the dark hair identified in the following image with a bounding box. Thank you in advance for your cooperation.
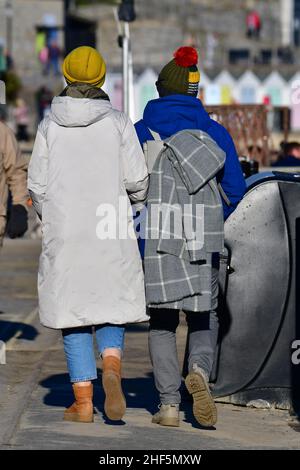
[155,80,174,98]
[281,141,300,156]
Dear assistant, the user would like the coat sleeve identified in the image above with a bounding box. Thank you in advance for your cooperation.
[27,122,49,219]
[3,125,29,207]
[121,116,149,211]
[134,119,154,148]
[216,128,246,220]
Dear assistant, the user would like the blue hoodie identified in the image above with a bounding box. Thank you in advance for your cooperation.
[135,94,246,256]
[135,95,246,216]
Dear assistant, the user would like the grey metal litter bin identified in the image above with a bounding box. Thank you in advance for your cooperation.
[212,171,300,412]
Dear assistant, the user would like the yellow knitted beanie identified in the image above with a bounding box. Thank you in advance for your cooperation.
[62,46,106,88]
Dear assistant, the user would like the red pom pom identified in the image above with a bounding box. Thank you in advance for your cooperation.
[174,47,198,67]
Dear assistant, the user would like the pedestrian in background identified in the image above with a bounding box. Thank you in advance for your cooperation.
[39,45,49,75]
[35,86,53,123]
[14,98,30,142]
[47,41,61,76]
[272,141,300,167]
[246,10,262,40]
[0,119,28,245]
[28,46,149,423]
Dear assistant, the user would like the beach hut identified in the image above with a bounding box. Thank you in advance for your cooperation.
[214,70,237,104]
[205,83,221,105]
[198,71,211,103]
[103,73,123,111]
[263,71,289,106]
[289,72,300,130]
[134,68,158,120]
[237,70,262,104]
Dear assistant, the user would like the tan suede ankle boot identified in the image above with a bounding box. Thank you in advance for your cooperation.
[64,383,94,423]
[102,356,126,421]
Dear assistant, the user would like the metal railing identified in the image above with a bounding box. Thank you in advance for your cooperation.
[205,104,270,165]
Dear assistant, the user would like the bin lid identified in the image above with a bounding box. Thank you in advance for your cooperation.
[246,171,300,191]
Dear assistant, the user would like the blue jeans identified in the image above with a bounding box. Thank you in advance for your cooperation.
[62,324,125,383]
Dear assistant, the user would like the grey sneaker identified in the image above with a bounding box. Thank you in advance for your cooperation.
[185,365,217,427]
[152,404,180,427]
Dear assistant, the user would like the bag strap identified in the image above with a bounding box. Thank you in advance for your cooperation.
[148,128,161,141]
[218,183,231,207]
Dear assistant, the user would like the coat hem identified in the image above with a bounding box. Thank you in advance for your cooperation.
[40,316,149,330]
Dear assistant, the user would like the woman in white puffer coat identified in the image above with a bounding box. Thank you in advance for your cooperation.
[28,46,149,423]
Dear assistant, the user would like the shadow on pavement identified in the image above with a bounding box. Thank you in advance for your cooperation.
[0,319,38,342]
[40,372,216,429]
[288,420,300,432]
[181,400,216,431]
[40,371,159,423]
[126,323,149,333]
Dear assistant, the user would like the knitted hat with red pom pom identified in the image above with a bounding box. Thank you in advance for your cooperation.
[156,47,200,97]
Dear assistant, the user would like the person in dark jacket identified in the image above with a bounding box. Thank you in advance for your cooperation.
[135,53,245,256]
[135,47,246,428]
[272,142,300,167]
[0,120,28,245]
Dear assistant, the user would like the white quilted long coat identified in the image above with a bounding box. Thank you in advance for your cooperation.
[28,96,149,329]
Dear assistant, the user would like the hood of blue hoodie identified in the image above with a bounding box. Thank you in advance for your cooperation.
[142,95,211,139]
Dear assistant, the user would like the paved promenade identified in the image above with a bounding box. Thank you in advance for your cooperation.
[0,238,299,450]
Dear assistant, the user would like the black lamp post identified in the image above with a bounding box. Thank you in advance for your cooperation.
[118,0,136,22]
[4,0,13,59]
[64,0,72,54]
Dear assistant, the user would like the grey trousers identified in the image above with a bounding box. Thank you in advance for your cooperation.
[149,268,219,405]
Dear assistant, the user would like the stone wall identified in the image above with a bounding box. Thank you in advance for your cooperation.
[0,0,287,77]
[0,0,63,82]
[78,0,282,72]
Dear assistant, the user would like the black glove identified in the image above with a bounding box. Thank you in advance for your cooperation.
[6,204,28,239]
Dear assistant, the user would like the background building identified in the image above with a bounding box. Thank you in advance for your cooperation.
[1,1,300,136]
[0,0,63,83]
